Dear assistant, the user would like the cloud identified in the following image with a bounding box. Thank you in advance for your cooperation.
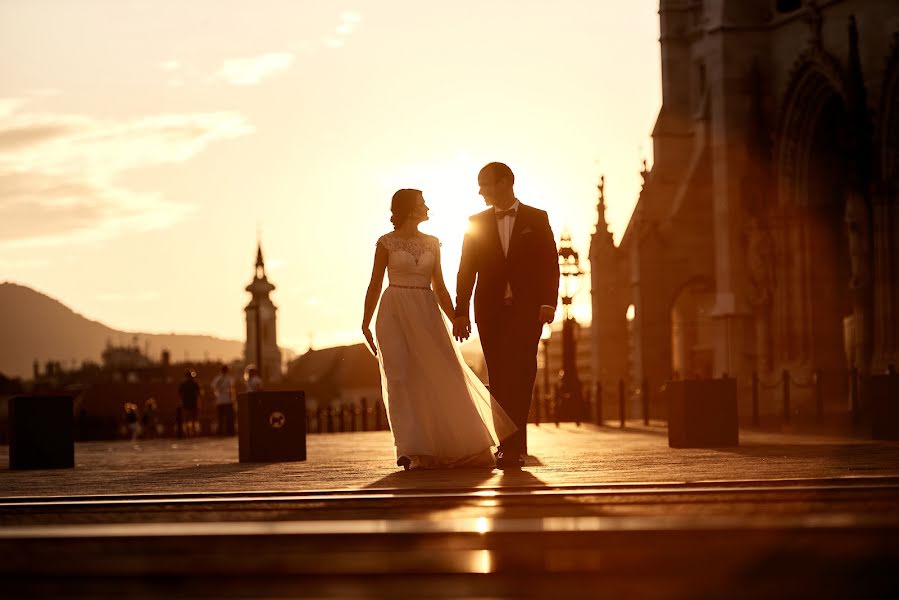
[159,59,181,72]
[0,103,254,250]
[215,53,294,86]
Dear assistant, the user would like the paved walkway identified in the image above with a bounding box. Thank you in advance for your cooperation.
[3,423,898,498]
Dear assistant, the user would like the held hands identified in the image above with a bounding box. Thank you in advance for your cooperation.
[453,316,471,342]
[362,326,377,357]
[538,305,555,325]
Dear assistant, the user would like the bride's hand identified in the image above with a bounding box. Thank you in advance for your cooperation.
[362,326,377,357]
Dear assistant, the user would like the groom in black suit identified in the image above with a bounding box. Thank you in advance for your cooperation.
[454,162,559,469]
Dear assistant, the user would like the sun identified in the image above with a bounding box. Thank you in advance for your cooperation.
[384,156,487,285]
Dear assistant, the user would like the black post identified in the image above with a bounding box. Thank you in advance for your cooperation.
[782,369,791,424]
[751,372,760,427]
[850,367,860,424]
[814,369,824,424]
[318,407,327,433]
[554,386,560,428]
[618,379,626,428]
[642,376,650,426]
[360,397,369,432]
[175,406,183,439]
[374,399,382,430]
[595,381,603,426]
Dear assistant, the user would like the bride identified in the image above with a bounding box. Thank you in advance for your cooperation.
[361,188,516,469]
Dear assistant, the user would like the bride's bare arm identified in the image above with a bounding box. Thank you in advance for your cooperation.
[362,243,388,355]
[431,244,456,321]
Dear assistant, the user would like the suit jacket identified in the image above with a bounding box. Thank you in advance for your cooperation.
[455,202,560,324]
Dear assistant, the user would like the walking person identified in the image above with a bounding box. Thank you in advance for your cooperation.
[177,369,201,437]
[211,365,236,436]
[362,188,516,470]
[244,364,263,392]
[454,162,559,469]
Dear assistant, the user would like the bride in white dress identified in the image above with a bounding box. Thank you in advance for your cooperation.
[361,189,516,469]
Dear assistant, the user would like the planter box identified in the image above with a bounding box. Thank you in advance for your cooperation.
[238,391,306,463]
[8,395,74,470]
[869,374,899,440]
[666,378,739,448]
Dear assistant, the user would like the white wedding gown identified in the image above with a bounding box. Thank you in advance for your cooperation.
[374,232,517,468]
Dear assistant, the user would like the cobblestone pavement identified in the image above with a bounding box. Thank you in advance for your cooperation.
[3,424,899,599]
[2,422,898,498]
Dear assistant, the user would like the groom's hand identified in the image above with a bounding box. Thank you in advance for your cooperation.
[453,316,471,342]
[538,305,555,325]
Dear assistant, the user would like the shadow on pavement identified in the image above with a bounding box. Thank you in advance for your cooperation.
[712,442,898,460]
[114,462,268,489]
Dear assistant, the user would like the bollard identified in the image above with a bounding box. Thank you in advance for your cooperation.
[642,376,650,426]
[318,408,326,433]
[175,406,183,439]
[850,367,860,424]
[814,369,824,424]
[374,399,382,430]
[360,397,369,432]
[618,379,626,428]
[581,385,590,427]
[782,369,791,424]
[751,372,760,427]
[595,382,603,426]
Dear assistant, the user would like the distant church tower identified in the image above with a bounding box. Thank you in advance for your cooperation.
[245,241,282,382]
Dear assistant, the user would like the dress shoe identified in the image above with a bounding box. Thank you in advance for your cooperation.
[495,451,524,470]
[397,456,411,471]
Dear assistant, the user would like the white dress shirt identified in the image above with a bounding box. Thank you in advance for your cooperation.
[494,199,519,257]
[494,200,554,313]
[495,200,520,300]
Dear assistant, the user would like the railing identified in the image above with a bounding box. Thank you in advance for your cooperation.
[303,396,391,434]
[528,364,897,432]
[165,365,895,437]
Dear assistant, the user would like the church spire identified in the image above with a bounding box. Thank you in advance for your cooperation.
[590,174,615,257]
[255,241,265,279]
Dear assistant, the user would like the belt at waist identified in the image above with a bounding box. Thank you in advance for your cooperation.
[389,284,432,291]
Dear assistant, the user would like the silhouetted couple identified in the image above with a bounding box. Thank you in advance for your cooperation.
[362,162,559,470]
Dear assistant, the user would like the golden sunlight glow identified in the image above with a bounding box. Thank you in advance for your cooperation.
[472,549,493,574]
[474,517,492,535]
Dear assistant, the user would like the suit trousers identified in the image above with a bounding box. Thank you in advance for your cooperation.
[477,302,542,456]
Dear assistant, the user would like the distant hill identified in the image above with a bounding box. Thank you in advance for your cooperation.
[0,282,249,379]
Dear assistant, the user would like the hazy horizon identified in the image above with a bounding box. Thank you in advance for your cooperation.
[1,1,662,353]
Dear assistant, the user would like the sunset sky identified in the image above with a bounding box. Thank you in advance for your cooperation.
[1,1,661,354]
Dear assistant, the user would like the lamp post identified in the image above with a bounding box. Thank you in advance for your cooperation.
[557,231,584,422]
[540,324,552,423]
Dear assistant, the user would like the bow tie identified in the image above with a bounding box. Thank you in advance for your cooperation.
[496,208,517,219]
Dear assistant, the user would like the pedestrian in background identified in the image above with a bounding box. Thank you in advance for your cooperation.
[244,364,263,392]
[211,365,236,435]
[124,402,141,442]
[142,397,159,439]
[177,370,201,437]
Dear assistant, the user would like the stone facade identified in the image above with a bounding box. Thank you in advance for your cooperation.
[591,0,899,418]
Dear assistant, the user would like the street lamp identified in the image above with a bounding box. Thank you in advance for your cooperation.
[557,231,584,422]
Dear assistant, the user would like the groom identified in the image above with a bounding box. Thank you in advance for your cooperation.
[454,162,559,469]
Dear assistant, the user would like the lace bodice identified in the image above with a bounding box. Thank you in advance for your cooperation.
[377,232,440,288]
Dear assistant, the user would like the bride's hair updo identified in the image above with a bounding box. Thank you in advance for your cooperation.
[390,188,422,229]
